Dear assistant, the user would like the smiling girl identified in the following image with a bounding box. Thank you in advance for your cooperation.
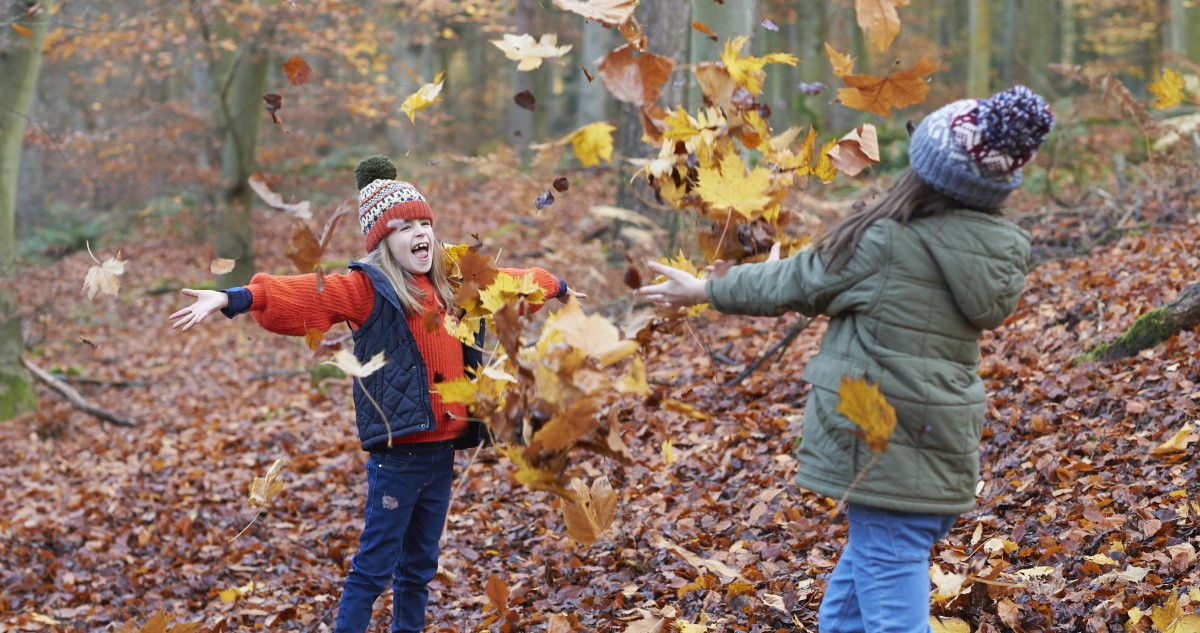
[170,155,575,633]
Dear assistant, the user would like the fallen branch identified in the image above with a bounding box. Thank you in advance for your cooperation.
[724,317,812,387]
[21,358,136,427]
[1077,280,1200,362]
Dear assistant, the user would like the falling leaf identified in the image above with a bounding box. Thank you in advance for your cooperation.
[209,258,236,275]
[478,271,546,314]
[248,459,285,508]
[263,93,283,124]
[624,610,667,633]
[400,71,445,124]
[598,44,676,106]
[549,299,640,366]
[761,19,780,31]
[692,22,718,42]
[1149,68,1185,110]
[761,593,786,612]
[284,221,322,273]
[828,49,935,116]
[827,124,880,177]
[1152,424,1197,455]
[583,66,595,82]
[533,398,602,451]
[248,172,312,219]
[83,244,125,300]
[720,36,798,97]
[797,81,826,96]
[552,176,570,192]
[12,23,32,36]
[561,476,617,545]
[695,153,773,220]
[825,43,857,76]
[855,0,911,53]
[673,618,710,633]
[836,376,897,452]
[536,191,555,209]
[514,90,537,111]
[485,574,509,613]
[624,266,643,290]
[661,439,674,464]
[282,56,313,85]
[567,121,616,167]
[491,33,572,71]
[553,0,638,27]
[929,564,967,602]
[322,349,386,378]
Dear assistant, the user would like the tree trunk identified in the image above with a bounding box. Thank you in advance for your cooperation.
[575,21,614,129]
[967,0,991,97]
[507,0,535,166]
[614,0,691,257]
[214,46,270,288]
[1060,0,1076,67]
[688,0,757,109]
[1023,0,1053,96]
[0,0,49,419]
[1079,282,1200,362]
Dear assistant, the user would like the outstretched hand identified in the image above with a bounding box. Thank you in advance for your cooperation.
[170,289,229,331]
[633,261,708,308]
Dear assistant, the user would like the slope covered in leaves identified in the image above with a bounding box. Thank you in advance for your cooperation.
[1,165,1198,632]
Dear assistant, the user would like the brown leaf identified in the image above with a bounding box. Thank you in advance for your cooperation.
[582,66,595,82]
[598,44,675,106]
[827,124,880,176]
[834,55,935,116]
[210,258,236,275]
[485,574,509,613]
[283,56,313,86]
[855,0,912,53]
[263,93,283,124]
[561,476,617,546]
[552,176,570,192]
[514,90,536,112]
[284,221,323,274]
[692,21,718,42]
[248,172,313,219]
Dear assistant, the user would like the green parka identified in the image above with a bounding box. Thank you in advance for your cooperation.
[707,211,1032,514]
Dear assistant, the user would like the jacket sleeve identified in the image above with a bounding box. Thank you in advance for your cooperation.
[706,222,891,318]
[243,270,376,335]
[497,266,567,314]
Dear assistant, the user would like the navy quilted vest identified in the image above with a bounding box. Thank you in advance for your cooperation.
[348,262,488,451]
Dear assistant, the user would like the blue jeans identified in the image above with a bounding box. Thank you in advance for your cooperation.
[335,443,455,633]
[818,503,959,633]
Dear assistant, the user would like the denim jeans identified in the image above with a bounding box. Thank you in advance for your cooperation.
[335,443,455,633]
[818,502,959,633]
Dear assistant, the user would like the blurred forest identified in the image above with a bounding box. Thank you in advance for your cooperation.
[2,0,1200,632]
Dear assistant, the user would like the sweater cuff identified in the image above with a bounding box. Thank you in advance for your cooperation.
[555,278,569,300]
[221,287,253,318]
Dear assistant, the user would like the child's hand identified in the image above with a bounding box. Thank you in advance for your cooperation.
[558,288,588,304]
[170,289,229,331]
[634,261,707,308]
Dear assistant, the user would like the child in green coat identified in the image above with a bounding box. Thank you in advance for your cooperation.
[637,86,1052,632]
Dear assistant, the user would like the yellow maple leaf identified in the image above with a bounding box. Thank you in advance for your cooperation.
[491,33,572,71]
[443,313,482,345]
[855,0,912,53]
[928,617,972,633]
[568,121,616,167]
[399,71,445,124]
[1149,68,1185,110]
[929,564,966,602]
[836,376,897,452]
[696,153,773,220]
[560,475,617,546]
[662,107,700,143]
[499,445,570,496]
[720,35,798,96]
[322,349,386,378]
[1150,592,1200,633]
[248,459,285,509]
[616,355,650,395]
[83,243,125,300]
[435,376,480,405]
[813,137,839,183]
[825,42,856,77]
[662,438,675,464]
[828,46,936,116]
[548,299,640,367]
[478,272,545,315]
[1152,424,1197,455]
[673,616,711,633]
[219,580,256,603]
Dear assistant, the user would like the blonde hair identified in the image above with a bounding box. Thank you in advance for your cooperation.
[360,238,457,315]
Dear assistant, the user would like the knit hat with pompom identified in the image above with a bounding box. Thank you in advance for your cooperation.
[909,85,1054,210]
[354,155,434,253]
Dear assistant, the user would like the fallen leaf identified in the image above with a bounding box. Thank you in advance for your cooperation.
[560,476,617,545]
[283,56,313,85]
[400,71,445,124]
[1151,424,1197,455]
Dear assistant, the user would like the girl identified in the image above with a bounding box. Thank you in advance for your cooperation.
[171,155,577,633]
[636,86,1053,632]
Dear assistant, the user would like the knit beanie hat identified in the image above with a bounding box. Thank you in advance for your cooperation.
[354,155,435,253]
[909,85,1054,210]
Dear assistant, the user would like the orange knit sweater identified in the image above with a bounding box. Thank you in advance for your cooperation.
[244,265,562,444]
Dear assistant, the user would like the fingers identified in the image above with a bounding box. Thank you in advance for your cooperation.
[767,242,781,262]
[181,288,199,298]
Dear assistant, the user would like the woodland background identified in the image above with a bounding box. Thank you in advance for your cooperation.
[1,0,1199,632]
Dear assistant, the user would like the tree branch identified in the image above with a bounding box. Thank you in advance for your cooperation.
[21,358,135,427]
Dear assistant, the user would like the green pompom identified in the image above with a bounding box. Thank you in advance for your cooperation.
[355,155,398,190]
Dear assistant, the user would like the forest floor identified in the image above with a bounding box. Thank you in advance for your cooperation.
[1,163,1198,633]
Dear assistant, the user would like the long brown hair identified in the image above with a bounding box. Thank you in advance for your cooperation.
[814,168,999,272]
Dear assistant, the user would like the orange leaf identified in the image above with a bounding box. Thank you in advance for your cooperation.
[485,574,509,613]
[282,56,313,86]
[12,23,32,37]
[836,55,936,116]
[855,0,911,53]
[304,329,324,351]
[692,21,718,41]
[284,221,323,274]
[825,42,856,77]
[598,44,676,106]
[561,476,617,546]
[827,124,880,176]
[836,376,897,452]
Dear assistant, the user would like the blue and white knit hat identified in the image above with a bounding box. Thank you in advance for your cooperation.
[354,155,434,253]
[909,86,1054,209]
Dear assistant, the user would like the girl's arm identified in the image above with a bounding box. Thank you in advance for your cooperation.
[170,271,375,335]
